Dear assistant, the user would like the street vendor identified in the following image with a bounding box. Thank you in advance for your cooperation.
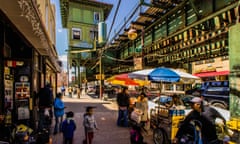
[166,94,184,108]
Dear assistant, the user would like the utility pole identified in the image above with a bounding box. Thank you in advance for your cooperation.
[99,54,103,99]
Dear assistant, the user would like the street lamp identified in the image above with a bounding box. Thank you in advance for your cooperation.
[128,27,138,40]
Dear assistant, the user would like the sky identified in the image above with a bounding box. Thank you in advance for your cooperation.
[52,0,141,70]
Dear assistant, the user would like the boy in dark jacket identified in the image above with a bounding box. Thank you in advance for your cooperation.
[62,111,76,144]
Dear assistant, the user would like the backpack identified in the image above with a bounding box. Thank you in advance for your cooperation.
[178,120,203,144]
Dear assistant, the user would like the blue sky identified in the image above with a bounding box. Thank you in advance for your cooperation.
[52,0,140,66]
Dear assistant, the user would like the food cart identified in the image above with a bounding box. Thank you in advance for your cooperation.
[150,105,185,144]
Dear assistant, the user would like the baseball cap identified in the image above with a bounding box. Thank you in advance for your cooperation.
[189,97,202,104]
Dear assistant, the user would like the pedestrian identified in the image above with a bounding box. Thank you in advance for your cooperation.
[201,96,227,142]
[68,87,72,97]
[175,97,221,144]
[174,97,203,144]
[200,95,226,125]
[83,106,98,144]
[116,86,130,127]
[61,85,66,96]
[77,86,81,99]
[135,92,149,134]
[53,92,65,134]
[62,111,76,144]
[166,94,184,108]
[37,83,54,131]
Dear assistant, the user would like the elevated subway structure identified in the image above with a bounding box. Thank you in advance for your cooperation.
[104,0,237,76]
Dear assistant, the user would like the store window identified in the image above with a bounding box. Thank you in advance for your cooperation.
[165,84,174,91]
[176,84,184,91]
[72,28,81,40]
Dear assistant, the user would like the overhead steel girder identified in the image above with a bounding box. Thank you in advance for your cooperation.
[188,0,201,19]
[141,0,183,10]
[144,0,187,32]
[149,1,240,41]
[139,12,158,19]
[131,21,147,27]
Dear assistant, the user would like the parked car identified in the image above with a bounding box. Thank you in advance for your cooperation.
[148,94,230,121]
[186,81,229,109]
[201,81,229,109]
[87,85,96,94]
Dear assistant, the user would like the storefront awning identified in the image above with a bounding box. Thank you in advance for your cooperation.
[194,70,229,77]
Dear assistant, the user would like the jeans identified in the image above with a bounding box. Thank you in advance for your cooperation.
[117,109,128,127]
[54,116,63,134]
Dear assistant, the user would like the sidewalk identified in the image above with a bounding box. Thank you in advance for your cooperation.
[51,93,154,144]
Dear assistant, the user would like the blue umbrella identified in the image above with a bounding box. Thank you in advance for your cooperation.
[128,67,199,83]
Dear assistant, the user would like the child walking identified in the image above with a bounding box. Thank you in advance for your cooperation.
[61,111,76,144]
[83,106,98,144]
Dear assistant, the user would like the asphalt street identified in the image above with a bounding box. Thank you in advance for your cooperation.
[51,92,154,144]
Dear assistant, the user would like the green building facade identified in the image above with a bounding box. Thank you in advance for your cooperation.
[60,0,112,84]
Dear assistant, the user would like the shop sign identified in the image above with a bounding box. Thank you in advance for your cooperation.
[134,57,142,70]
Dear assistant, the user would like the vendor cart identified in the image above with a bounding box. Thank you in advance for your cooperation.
[150,106,185,144]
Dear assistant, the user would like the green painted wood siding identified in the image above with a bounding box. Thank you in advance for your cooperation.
[70,3,103,24]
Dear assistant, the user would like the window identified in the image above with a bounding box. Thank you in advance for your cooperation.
[195,60,203,65]
[221,56,229,61]
[205,59,215,63]
[94,12,100,24]
[165,84,174,91]
[45,3,48,30]
[176,84,184,91]
[72,28,81,40]
[90,30,98,40]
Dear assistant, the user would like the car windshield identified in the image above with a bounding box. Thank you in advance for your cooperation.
[151,95,206,109]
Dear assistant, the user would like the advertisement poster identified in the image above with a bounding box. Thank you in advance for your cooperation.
[15,82,30,99]
[4,73,13,124]
[4,74,13,109]
[16,99,30,120]
[15,82,30,120]
[134,57,143,70]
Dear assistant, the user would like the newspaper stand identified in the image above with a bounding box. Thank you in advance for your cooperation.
[151,106,185,144]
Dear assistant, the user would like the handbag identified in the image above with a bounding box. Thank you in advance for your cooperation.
[130,108,143,124]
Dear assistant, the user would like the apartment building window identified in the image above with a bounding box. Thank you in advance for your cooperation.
[205,58,215,63]
[90,30,98,40]
[45,4,48,30]
[221,56,229,61]
[195,60,203,65]
[94,12,100,24]
[72,28,81,40]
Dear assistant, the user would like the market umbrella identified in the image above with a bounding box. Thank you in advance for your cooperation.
[106,73,149,86]
[106,73,140,86]
[128,67,199,84]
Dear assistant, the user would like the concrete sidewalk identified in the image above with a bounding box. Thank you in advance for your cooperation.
[51,93,153,144]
